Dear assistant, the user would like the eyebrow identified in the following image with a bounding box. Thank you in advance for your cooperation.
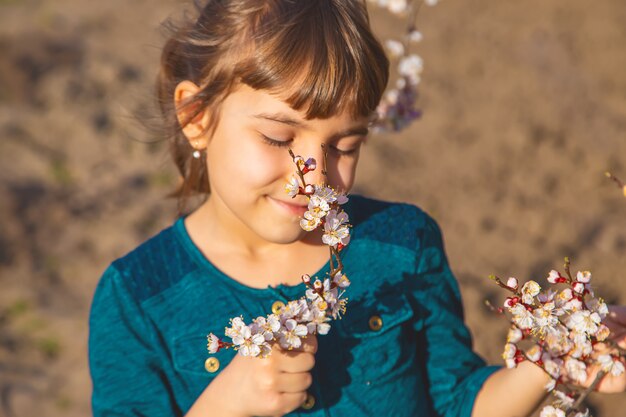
[253,112,370,139]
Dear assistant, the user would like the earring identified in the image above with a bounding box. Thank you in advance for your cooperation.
[192,140,202,159]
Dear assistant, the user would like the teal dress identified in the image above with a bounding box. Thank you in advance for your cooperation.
[89,195,500,416]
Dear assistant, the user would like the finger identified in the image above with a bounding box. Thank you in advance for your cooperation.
[275,392,308,416]
[274,350,315,373]
[275,372,312,393]
[298,334,318,354]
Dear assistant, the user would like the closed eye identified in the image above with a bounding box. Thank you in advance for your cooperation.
[329,145,360,156]
[329,136,366,157]
[260,134,292,148]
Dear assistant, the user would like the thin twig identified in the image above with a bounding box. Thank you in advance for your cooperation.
[605,171,624,189]
[567,371,607,415]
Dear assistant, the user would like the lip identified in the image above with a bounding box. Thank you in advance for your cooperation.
[268,196,308,216]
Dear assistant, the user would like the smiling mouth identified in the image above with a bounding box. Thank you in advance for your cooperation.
[268,196,308,216]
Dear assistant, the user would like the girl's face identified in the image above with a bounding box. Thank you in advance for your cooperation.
[202,83,369,246]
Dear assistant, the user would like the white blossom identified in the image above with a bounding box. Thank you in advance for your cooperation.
[544,325,572,357]
[507,327,523,344]
[322,209,351,247]
[278,319,308,350]
[252,315,281,341]
[408,30,423,43]
[526,344,542,362]
[207,333,220,354]
[565,358,587,384]
[532,301,559,336]
[540,405,566,417]
[553,390,575,409]
[313,184,348,205]
[387,0,409,14]
[300,211,322,231]
[537,289,556,303]
[304,307,332,335]
[547,270,564,284]
[332,271,351,288]
[280,299,307,321]
[521,280,541,304]
[598,354,625,377]
[595,324,610,341]
[506,277,518,289]
[502,343,517,360]
[587,297,608,318]
[576,270,592,283]
[510,304,534,330]
[542,354,564,379]
[385,39,405,58]
[567,310,601,335]
[568,331,593,359]
[572,282,585,294]
[307,195,331,218]
[225,317,270,357]
[285,176,300,197]
[398,54,423,85]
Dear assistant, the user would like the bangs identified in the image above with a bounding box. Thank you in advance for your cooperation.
[235,0,389,120]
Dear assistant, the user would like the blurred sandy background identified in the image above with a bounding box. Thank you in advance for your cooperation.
[0,0,625,416]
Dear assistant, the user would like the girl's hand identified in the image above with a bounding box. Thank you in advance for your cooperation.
[578,305,626,393]
[189,335,318,417]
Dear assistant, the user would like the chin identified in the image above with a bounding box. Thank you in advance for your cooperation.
[257,223,307,245]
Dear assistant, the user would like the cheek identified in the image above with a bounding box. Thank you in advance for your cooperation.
[328,155,360,193]
[207,130,288,195]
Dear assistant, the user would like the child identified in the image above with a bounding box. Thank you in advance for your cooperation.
[88,1,626,416]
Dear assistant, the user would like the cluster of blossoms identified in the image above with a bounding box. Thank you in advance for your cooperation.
[490,259,625,417]
[207,148,352,357]
[367,0,440,132]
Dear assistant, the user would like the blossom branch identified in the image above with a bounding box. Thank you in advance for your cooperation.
[368,0,441,132]
[206,147,353,357]
[488,260,624,417]
[566,371,607,417]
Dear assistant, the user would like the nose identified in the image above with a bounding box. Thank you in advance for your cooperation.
[291,143,328,186]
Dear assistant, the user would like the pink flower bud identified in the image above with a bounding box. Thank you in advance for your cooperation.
[559,288,573,300]
[595,324,610,341]
[576,271,591,283]
[504,297,519,308]
[507,327,523,344]
[304,157,316,170]
[506,277,518,289]
[304,184,315,195]
[301,274,311,284]
[293,155,305,166]
[313,279,322,290]
[572,282,585,294]
[527,345,542,362]
[547,270,560,284]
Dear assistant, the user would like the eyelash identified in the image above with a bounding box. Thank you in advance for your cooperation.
[260,135,359,156]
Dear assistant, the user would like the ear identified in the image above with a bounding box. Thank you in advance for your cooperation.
[174,80,211,149]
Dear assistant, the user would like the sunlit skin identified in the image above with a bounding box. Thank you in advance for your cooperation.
[175,81,369,288]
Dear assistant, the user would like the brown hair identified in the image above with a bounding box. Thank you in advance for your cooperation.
[156,0,389,214]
